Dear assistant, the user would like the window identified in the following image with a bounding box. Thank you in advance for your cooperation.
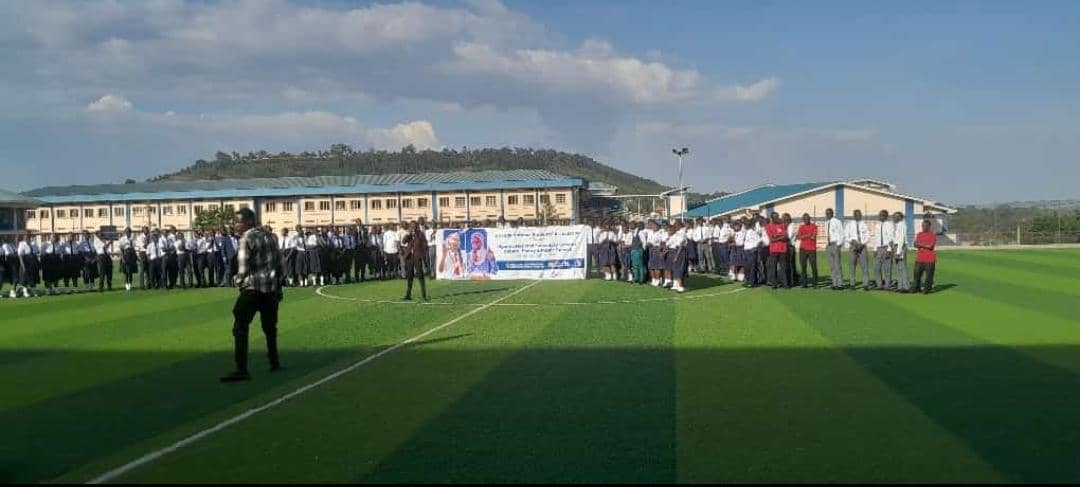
[192,205,202,215]
[485,196,497,207]
[26,210,35,220]
[69,209,78,219]
[40,210,50,219]
[318,201,330,211]
[133,207,144,216]
[370,199,382,210]
[439,197,450,208]
[304,202,315,212]
[386,199,397,209]
[56,210,66,218]
[335,201,346,211]
[524,194,535,205]
[162,206,173,216]
[84,209,94,218]
[113,207,124,216]
[177,205,187,215]
[402,198,414,209]
[224,204,235,212]
[417,198,429,208]
[508,195,519,206]
[147,206,157,214]
[282,202,294,212]
[350,200,362,210]
[240,203,249,210]
[470,196,481,207]
[98,208,108,217]
[540,194,550,204]
[454,197,466,208]
[265,202,277,213]
[555,193,567,204]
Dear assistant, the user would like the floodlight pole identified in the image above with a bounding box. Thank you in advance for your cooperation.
[672,147,689,198]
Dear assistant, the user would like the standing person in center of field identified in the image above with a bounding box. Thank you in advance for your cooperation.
[93,231,113,292]
[825,208,845,290]
[796,213,819,288]
[221,208,284,383]
[913,219,937,294]
[845,210,872,291]
[401,221,429,301]
[872,210,894,291]
[119,228,136,291]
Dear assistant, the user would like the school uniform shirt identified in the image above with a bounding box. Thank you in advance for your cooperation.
[92,237,108,255]
[734,229,746,247]
[61,242,74,255]
[42,241,57,255]
[648,229,668,248]
[666,229,687,249]
[382,231,400,255]
[146,240,163,260]
[161,235,175,252]
[620,229,635,246]
[425,229,436,246]
[718,224,734,244]
[0,243,13,257]
[174,235,187,254]
[844,220,872,250]
[304,234,319,251]
[787,223,798,244]
[228,236,240,258]
[197,237,213,254]
[743,227,763,250]
[343,234,356,250]
[185,238,199,253]
[17,241,33,257]
[873,221,895,250]
[368,233,381,249]
[797,223,819,251]
[893,222,908,256]
[755,223,769,249]
[915,231,937,263]
[119,236,133,251]
[827,217,846,247]
[76,240,93,254]
[30,241,40,256]
[134,234,147,253]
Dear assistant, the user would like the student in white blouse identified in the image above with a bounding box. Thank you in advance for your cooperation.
[872,210,895,290]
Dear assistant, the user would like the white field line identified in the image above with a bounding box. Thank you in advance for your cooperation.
[315,284,746,307]
[86,280,542,484]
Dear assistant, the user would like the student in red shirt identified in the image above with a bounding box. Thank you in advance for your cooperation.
[913,219,937,294]
[764,212,790,289]
[796,213,819,288]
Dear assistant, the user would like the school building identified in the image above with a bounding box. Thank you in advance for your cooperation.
[0,189,43,239]
[683,179,957,246]
[15,170,585,238]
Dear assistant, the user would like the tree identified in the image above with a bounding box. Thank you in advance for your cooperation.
[215,151,232,163]
[124,178,137,184]
[540,200,559,225]
[194,206,234,232]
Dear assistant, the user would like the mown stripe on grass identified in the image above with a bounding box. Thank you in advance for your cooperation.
[947,250,1080,278]
[945,253,1080,297]
[361,280,678,483]
[675,289,1000,483]
[91,282,552,483]
[944,268,1079,323]
[779,292,1080,483]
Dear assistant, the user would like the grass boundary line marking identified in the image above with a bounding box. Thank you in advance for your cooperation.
[85,280,542,484]
[315,284,746,307]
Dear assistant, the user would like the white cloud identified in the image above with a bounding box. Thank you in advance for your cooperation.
[716,77,782,103]
[85,94,133,113]
[366,120,440,150]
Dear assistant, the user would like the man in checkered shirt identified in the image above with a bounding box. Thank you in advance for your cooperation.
[221,208,285,383]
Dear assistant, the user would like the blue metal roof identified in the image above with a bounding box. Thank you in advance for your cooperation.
[25,170,585,204]
[684,182,835,218]
[0,188,42,206]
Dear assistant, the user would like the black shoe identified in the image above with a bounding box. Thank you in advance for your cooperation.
[270,364,284,373]
[403,295,412,301]
[423,296,429,301]
[219,371,251,383]
[864,286,872,291]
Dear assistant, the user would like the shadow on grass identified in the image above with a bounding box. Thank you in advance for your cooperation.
[5,344,1080,483]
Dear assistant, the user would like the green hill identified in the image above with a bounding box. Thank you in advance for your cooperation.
[152,146,671,197]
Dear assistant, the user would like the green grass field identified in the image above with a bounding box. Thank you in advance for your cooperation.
[3,249,1080,483]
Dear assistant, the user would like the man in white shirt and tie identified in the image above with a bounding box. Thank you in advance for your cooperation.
[135,227,150,290]
[825,209,845,289]
[844,210,872,291]
[891,212,911,293]
[872,210,895,291]
[92,231,113,292]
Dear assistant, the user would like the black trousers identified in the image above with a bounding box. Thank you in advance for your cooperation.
[148,258,162,289]
[404,255,427,299]
[799,250,819,287]
[96,254,113,290]
[177,253,191,288]
[767,251,789,288]
[786,246,799,285]
[138,252,149,289]
[232,290,280,373]
[744,249,760,287]
[914,262,936,293]
[163,252,178,289]
[353,247,367,281]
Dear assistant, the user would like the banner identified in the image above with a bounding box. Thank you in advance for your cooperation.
[434,225,588,280]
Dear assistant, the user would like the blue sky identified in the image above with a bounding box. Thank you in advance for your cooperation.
[0,0,1076,204]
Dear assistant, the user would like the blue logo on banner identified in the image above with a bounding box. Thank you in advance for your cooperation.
[497,259,585,271]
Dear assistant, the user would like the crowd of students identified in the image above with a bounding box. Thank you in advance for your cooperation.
[585,208,939,294]
[0,210,939,299]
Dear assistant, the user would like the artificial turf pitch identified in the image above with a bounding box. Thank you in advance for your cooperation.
[2,248,1080,483]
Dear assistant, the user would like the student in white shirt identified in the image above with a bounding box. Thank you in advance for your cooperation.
[825,208,845,289]
[39,235,59,295]
[93,232,113,292]
[871,210,895,290]
[646,221,668,286]
[303,229,322,285]
[743,218,764,287]
[118,228,136,291]
[146,231,164,289]
[783,213,800,286]
[76,231,95,290]
[369,226,384,280]
[665,222,689,292]
[891,212,911,292]
[730,220,746,282]
[844,210,873,290]
[382,224,401,279]
[135,227,150,290]
[0,238,11,297]
[15,234,36,297]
